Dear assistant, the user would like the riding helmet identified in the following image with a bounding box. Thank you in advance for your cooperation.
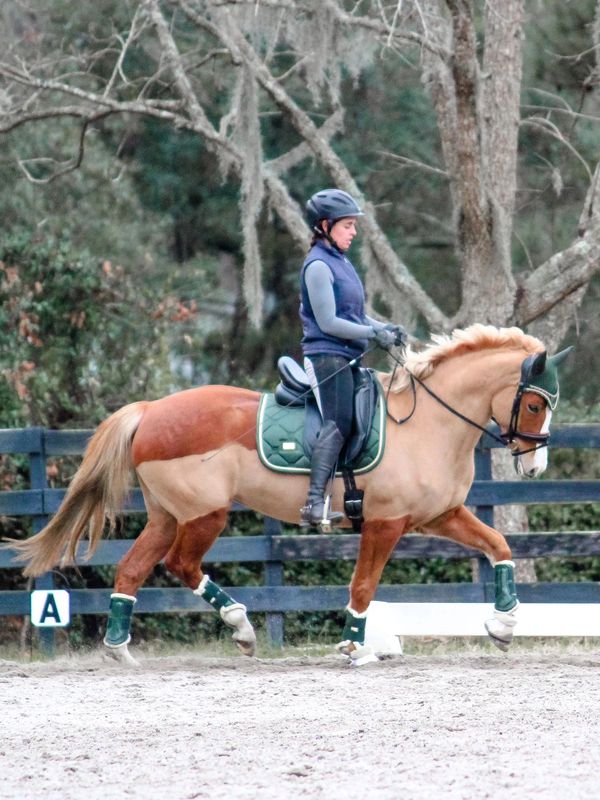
[306,189,364,230]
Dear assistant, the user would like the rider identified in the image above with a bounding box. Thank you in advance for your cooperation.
[299,188,405,527]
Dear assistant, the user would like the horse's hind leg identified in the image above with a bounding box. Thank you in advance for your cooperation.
[104,503,178,665]
[164,510,256,657]
[423,505,519,650]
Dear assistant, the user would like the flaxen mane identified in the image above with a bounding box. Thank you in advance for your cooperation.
[382,323,544,393]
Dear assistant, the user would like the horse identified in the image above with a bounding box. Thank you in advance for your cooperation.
[9,324,571,666]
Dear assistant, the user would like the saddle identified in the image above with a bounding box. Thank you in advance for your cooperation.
[255,356,386,475]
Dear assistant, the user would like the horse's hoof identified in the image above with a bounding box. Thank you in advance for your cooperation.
[335,639,352,656]
[103,640,140,667]
[221,603,257,657]
[335,640,379,666]
[232,634,256,657]
[350,644,379,667]
[485,622,512,652]
[485,608,517,652]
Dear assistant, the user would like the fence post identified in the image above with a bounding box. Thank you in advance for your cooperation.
[474,440,495,585]
[29,427,54,657]
[264,516,284,647]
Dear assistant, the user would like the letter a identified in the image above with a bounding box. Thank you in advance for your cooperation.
[40,593,61,624]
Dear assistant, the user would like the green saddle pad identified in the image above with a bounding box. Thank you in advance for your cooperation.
[256,382,386,475]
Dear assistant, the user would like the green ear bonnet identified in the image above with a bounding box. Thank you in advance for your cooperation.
[523,347,573,410]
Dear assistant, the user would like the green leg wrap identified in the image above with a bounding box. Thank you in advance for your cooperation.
[104,593,136,647]
[194,575,235,611]
[341,607,367,645]
[494,560,518,612]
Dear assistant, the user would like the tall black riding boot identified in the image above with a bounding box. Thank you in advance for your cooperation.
[300,421,345,527]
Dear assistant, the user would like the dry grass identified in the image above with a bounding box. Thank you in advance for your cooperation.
[2,632,600,664]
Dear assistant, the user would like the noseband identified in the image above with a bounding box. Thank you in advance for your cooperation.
[386,354,550,458]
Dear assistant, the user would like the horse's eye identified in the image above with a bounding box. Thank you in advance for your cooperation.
[527,402,541,414]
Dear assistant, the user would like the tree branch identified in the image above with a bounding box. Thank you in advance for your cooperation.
[103,4,147,98]
[481,0,524,218]
[445,0,485,233]
[514,232,600,326]
[266,108,344,175]
[421,1,459,200]
[15,111,111,184]
[142,0,236,151]
[377,149,449,177]
[0,106,101,133]
[326,0,452,60]
[520,116,593,182]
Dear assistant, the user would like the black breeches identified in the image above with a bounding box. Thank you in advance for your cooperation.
[304,354,360,441]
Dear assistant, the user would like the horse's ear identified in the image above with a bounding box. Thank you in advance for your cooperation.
[530,351,547,377]
[549,346,574,369]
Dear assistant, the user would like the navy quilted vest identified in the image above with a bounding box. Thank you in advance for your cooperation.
[299,241,368,359]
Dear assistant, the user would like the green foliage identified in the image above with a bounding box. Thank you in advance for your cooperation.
[131,120,242,258]
[0,228,179,623]
[0,230,174,427]
[0,120,171,268]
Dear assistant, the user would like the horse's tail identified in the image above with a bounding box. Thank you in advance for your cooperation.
[10,402,146,577]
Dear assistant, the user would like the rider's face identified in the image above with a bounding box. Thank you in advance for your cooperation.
[325,217,358,251]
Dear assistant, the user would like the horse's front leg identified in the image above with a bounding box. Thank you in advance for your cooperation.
[338,517,411,666]
[423,505,519,650]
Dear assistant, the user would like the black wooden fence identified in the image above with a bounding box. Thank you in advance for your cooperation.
[1,424,600,650]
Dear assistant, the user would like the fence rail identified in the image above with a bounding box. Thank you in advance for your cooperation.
[1,424,599,649]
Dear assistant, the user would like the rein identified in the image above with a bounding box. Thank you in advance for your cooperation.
[385,353,550,458]
[385,361,418,426]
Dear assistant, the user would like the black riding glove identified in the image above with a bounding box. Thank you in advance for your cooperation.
[373,328,396,350]
[384,324,408,347]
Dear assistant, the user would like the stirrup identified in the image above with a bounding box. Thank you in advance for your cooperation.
[300,496,343,530]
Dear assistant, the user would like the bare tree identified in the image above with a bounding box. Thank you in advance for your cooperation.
[1,1,597,329]
[418,0,600,576]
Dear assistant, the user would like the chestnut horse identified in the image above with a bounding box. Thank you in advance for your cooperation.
[10,324,570,665]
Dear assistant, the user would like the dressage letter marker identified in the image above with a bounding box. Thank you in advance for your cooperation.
[30,590,70,627]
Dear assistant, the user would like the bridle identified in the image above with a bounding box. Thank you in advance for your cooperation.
[494,353,551,455]
[385,352,551,458]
